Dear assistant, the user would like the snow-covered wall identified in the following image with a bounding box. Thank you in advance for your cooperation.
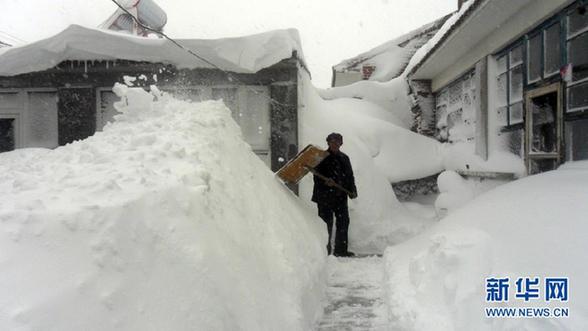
[0,85,326,330]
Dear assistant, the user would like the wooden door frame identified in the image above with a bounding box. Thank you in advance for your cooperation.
[524,82,563,174]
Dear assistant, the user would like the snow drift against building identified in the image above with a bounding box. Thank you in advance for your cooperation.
[0,24,305,76]
[322,1,478,130]
[0,85,326,330]
[384,162,588,330]
[299,75,444,252]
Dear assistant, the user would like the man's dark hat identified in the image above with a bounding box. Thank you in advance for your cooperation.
[326,132,343,143]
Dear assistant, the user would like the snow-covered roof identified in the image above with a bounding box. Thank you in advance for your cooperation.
[332,15,450,82]
[409,0,485,79]
[0,25,306,77]
[410,0,573,80]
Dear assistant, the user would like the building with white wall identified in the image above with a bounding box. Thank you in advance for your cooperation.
[409,0,588,175]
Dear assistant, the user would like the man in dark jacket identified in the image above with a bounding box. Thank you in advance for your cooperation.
[311,133,357,257]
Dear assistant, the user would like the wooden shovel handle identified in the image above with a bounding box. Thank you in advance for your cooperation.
[305,166,354,196]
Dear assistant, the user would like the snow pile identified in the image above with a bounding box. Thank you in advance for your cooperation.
[0,85,326,330]
[384,163,588,330]
[0,24,305,76]
[319,76,414,129]
[442,143,526,176]
[434,170,510,216]
[300,76,444,252]
[434,170,474,216]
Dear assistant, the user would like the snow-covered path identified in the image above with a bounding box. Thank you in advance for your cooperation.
[317,256,390,331]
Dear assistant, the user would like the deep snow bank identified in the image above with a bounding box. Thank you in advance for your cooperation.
[319,76,413,129]
[384,163,588,330]
[0,85,326,330]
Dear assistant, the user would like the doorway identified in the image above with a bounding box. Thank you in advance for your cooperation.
[525,83,562,174]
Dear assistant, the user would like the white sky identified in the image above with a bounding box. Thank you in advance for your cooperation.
[0,0,456,87]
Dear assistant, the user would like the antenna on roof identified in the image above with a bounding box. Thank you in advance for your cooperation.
[99,0,167,37]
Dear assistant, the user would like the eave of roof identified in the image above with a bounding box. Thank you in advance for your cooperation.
[410,0,576,81]
[408,0,485,79]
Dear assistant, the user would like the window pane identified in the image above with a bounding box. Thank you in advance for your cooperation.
[0,118,15,152]
[568,32,588,81]
[530,93,557,153]
[497,55,507,74]
[510,65,523,103]
[497,72,508,107]
[529,158,558,174]
[528,34,542,82]
[568,81,588,111]
[544,24,561,75]
[568,9,588,37]
[565,118,588,160]
[510,45,523,67]
[27,92,58,149]
[509,101,524,125]
[239,88,270,150]
[505,129,524,157]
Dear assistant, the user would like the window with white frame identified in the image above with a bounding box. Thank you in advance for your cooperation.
[567,8,588,112]
[496,44,524,126]
[527,22,562,84]
[544,23,561,76]
[527,34,542,83]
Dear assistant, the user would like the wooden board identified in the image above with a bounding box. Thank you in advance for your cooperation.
[276,144,329,184]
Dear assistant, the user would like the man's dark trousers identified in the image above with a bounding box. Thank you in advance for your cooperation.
[317,200,349,255]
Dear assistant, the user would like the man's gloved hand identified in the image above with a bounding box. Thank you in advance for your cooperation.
[325,178,336,187]
[349,191,358,199]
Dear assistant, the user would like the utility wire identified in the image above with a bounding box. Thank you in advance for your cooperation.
[108,0,295,108]
[0,30,27,44]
